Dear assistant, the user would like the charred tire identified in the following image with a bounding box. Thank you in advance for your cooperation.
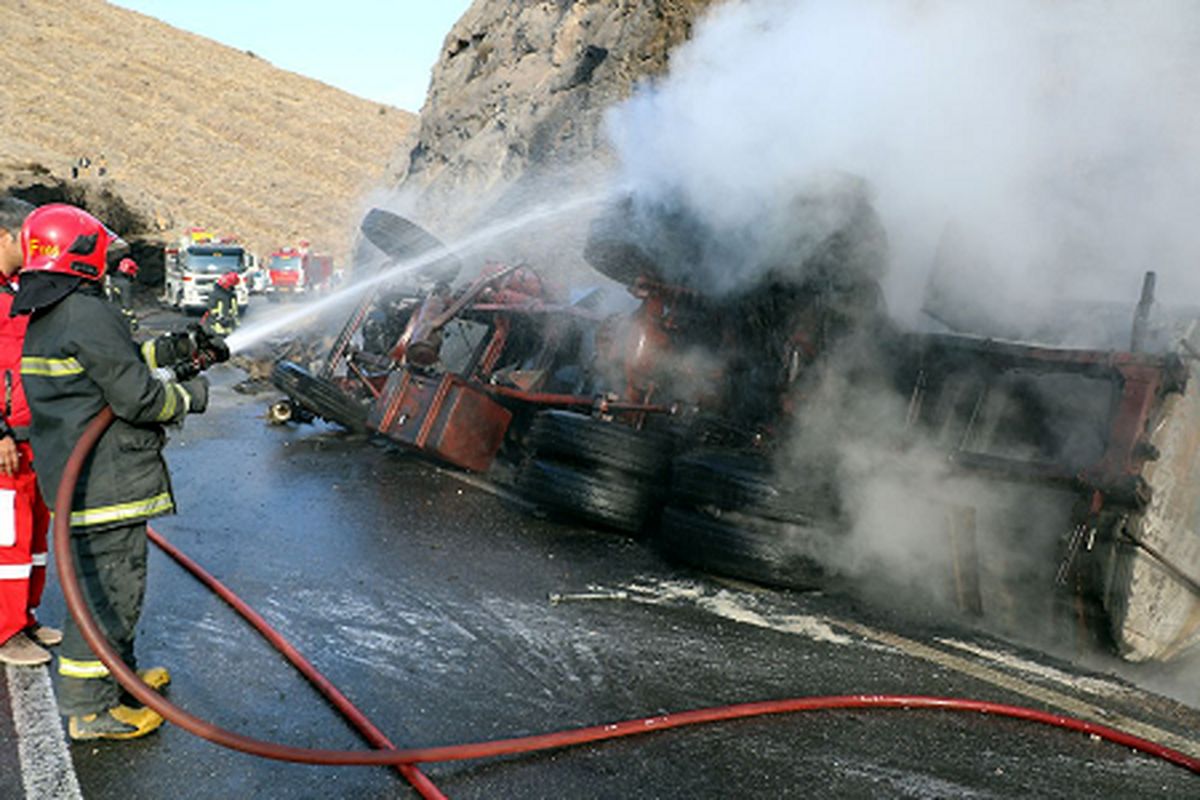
[359,208,462,284]
[517,458,654,535]
[270,360,369,433]
[669,450,838,525]
[527,410,673,478]
[656,505,828,590]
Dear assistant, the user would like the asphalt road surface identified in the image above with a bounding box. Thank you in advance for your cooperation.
[4,337,1200,798]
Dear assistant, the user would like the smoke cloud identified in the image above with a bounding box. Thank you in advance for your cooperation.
[602,0,1200,678]
[606,0,1200,331]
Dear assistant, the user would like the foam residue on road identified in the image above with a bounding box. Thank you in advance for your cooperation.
[618,577,856,647]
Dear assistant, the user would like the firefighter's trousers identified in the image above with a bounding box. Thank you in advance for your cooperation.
[57,521,147,717]
[0,444,49,645]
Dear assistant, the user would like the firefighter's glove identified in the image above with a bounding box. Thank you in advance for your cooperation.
[150,331,194,370]
[197,331,231,372]
[186,324,231,372]
[178,376,209,415]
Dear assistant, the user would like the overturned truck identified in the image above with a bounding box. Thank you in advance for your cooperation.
[271,193,1200,664]
[899,319,1200,662]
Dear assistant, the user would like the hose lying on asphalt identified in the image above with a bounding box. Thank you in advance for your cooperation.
[143,527,445,800]
[55,407,1200,797]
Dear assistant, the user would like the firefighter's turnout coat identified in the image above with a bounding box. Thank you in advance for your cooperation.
[204,283,238,335]
[106,271,138,332]
[21,287,194,529]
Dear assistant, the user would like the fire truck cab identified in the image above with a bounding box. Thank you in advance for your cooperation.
[163,228,252,312]
[266,242,334,299]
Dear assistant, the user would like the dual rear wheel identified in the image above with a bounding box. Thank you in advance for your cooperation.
[516,410,841,590]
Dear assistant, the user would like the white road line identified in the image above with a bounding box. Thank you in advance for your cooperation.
[5,665,82,800]
[615,577,1200,758]
[833,621,1200,759]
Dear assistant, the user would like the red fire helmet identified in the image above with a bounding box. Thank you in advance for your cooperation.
[20,203,121,281]
[216,271,240,290]
[117,257,139,278]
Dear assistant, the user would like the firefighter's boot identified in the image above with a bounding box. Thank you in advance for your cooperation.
[68,705,164,741]
[139,666,171,691]
[118,666,171,709]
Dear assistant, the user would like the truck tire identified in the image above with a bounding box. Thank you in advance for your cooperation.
[669,450,839,525]
[359,208,462,284]
[656,505,828,590]
[270,360,369,433]
[517,458,655,535]
[526,410,673,478]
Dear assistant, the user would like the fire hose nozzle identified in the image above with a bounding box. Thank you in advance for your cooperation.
[153,326,232,383]
[191,326,231,372]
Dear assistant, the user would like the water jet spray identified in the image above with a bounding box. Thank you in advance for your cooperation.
[224,191,612,355]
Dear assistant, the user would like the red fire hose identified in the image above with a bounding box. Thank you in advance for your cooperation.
[142,527,445,799]
[54,408,1200,797]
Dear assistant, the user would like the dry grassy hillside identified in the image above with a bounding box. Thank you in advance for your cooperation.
[0,0,416,264]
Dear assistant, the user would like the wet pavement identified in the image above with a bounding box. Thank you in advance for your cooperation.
[4,351,1200,798]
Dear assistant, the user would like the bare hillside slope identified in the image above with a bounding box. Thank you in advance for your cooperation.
[0,0,415,264]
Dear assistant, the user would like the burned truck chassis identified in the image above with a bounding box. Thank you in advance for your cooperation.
[900,332,1197,657]
[270,208,1200,664]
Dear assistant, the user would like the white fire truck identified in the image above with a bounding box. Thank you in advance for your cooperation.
[162,228,252,312]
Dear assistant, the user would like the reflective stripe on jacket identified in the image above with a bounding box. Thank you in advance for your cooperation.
[21,288,189,529]
[205,285,239,335]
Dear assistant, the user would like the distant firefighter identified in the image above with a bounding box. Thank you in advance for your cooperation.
[107,258,139,332]
[203,271,240,335]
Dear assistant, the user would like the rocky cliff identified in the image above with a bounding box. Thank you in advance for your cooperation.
[389,0,717,245]
[1,0,719,282]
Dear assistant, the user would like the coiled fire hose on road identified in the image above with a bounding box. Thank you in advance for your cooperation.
[54,407,1200,798]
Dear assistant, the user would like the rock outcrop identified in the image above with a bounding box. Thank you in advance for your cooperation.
[390,0,718,241]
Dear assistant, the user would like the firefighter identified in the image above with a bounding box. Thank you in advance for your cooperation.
[107,256,139,332]
[13,203,209,741]
[203,270,240,335]
[0,197,60,667]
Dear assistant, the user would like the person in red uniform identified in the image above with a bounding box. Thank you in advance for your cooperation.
[0,196,60,666]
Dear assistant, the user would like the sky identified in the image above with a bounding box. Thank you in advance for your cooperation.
[110,0,475,111]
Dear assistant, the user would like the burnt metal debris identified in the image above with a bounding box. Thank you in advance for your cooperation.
[269,189,1200,665]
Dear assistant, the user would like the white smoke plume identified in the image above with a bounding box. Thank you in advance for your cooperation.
[606,0,1200,332]
[603,0,1200,678]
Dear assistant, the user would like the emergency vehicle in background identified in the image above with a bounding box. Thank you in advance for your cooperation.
[162,228,252,312]
[265,242,334,300]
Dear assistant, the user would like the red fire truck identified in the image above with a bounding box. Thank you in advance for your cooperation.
[266,242,334,299]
